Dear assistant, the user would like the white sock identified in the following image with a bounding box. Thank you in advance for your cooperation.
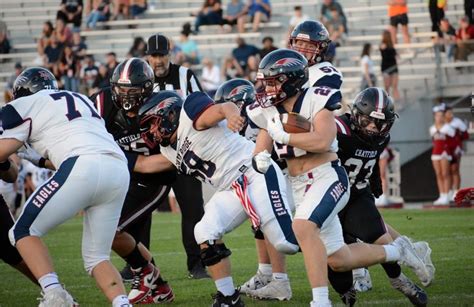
[272,272,288,281]
[112,295,129,307]
[258,263,272,276]
[312,286,329,302]
[38,272,61,293]
[384,245,401,262]
[215,276,235,296]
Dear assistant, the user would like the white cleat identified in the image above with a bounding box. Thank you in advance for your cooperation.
[392,236,432,286]
[352,268,372,292]
[310,299,332,307]
[247,278,292,301]
[38,287,77,307]
[239,270,271,295]
[413,241,435,287]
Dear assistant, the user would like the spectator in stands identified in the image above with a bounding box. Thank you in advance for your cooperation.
[320,0,347,33]
[287,6,309,38]
[127,36,147,58]
[0,25,11,56]
[4,62,23,103]
[37,21,54,58]
[455,16,474,62]
[55,18,73,46]
[193,0,223,34]
[221,56,244,80]
[112,0,130,20]
[59,45,80,92]
[57,0,83,29]
[130,0,147,19]
[71,31,87,60]
[380,29,400,100]
[223,0,247,33]
[245,0,272,32]
[232,37,259,74]
[465,0,473,25]
[92,64,110,91]
[80,54,100,95]
[178,23,200,65]
[259,36,277,58]
[105,51,118,79]
[436,18,457,61]
[324,42,337,63]
[387,0,411,44]
[200,57,221,96]
[43,34,64,76]
[360,43,376,90]
[326,5,346,46]
[428,0,446,36]
[374,147,394,206]
[85,0,111,29]
[168,39,186,65]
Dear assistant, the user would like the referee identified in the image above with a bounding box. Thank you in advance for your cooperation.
[146,33,208,279]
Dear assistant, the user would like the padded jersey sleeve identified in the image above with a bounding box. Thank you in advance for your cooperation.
[0,103,31,143]
[309,86,342,117]
[183,92,215,123]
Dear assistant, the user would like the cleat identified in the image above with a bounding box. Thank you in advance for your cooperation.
[138,282,175,304]
[413,241,435,287]
[188,263,210,279]
[120,263,134,283]
[239,270,271,294]
[390,273,428,306]
[352,268,372,292]
[38,287,77,307]
[339,287,357,307]
[310,300,332,307]
[212,289,244,307]
[128,263,160,304]
[246,278,292,301]
[392,236,431,286]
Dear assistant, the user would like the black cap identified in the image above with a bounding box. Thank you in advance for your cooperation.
[146,34,170,56]
[14,62,22,69]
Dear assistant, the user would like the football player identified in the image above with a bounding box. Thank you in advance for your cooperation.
[0,67,131,306]
[137,90,300,307]
[215,79,293,301]
[91,58,175,304]
[334,87,430,306]
[248,49,433,307]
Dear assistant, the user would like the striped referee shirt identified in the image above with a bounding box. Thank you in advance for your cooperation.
[153,63,202,98]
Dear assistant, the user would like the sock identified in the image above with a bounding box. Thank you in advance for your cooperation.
[381,262,402,278]
[38,272,61,293]
[258,263,272,276]
[272,272,288,281]
[215,276,235,296]
[112,295,129,307]
[124,244,148,270]
[312,286,329,302]
[328,267,353,295]
[384,245,401,262]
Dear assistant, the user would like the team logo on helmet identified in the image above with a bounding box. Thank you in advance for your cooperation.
[149,97,180,114]
[272,58,304,69]
[228,85,253,98]
[318,29,329,40]
[38,70,53,80]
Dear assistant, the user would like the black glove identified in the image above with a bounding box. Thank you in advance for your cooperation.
[369,160,383,198]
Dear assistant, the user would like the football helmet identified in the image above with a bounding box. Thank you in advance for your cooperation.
[110,57,155,112]
[288,20,331,65]
[255,48,308,108]
[350,87,398,144]
[12,67,58,99]
[214,78,255,116]
[139,91,183,147]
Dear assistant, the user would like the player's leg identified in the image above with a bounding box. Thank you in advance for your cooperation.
[172,174,207,278]
[194,190,248,306]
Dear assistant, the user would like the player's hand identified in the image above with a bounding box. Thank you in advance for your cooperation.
[17,143,46,168]
[267,114,290,145]
[227,114,245,132]
[454,187,474,206]
[252,150,272,174]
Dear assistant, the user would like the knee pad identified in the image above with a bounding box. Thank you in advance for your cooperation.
[200,241,231,267]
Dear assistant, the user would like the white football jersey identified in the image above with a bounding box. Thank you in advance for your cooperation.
[0,89,126,168]
[247,87,340,159]
[160,92,255,190]
[307,61,343,89]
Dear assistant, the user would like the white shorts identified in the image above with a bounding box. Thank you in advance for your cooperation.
[431,151,452,161]
[290,160,350,256]
[10,154,130,272]
[194,161,299,255]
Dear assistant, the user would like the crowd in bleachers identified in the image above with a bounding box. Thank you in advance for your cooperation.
[0,0,473,104]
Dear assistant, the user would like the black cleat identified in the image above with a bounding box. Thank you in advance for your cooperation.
[339,287,357,307]
[390,273,428,306]
[188,263,210,279]
[120,263,133,283]
[212,289,245,307]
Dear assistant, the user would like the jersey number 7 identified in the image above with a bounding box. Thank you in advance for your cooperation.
[50,92,101,121]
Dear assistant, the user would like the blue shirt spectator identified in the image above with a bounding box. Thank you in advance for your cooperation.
[232,37,260,70]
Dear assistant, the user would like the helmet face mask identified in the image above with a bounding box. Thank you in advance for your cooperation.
[255,73,289,108]
[112,83,151,112]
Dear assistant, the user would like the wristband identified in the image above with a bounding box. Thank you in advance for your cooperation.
[0,160,11,171]
[38,158,47,168]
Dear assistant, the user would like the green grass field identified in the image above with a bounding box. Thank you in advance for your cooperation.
[0,209,473,306]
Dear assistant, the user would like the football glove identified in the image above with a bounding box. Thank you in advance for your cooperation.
[267,114,290,145]
[17,143,46,168]
[252,150,272,174]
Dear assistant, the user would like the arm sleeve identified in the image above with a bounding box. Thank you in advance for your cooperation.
[369,160,383,198]
[0,104,31,143]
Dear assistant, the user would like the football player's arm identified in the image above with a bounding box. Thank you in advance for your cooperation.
[253,129,273,155]
[288,109,337,153]
[369,159,383,198]
[195,102,245,132]
[0,139,22,183]
[133,154,175,174]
